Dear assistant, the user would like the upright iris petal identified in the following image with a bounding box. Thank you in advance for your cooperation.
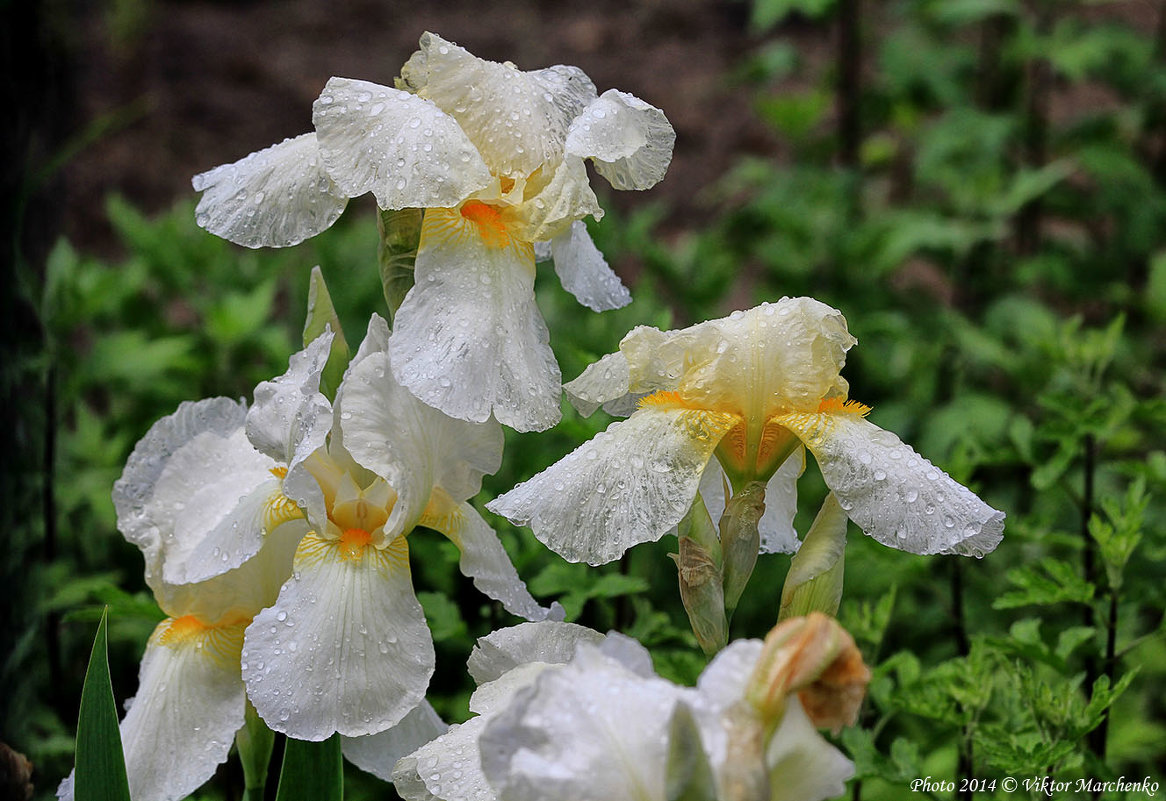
[490,298,1005,565]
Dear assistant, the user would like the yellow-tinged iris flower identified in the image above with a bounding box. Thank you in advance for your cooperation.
[192,32,675,433]
[489,298,1005,566]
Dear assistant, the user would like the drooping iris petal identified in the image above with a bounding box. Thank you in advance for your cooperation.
[550,220,631,312]
[242,532,434,739]
[699,449,804,555]
[341,701,446,782]
[400,32,598,179]
[565,89,676,191]
[775,409,1005,556]
[312,77,492,211]
[478,643,688,801]
[488,404,740,565]
[246,330,334,467]
[563,350,633,416]
[389,208,561,432]
[192,133,348,248]
[339,343,504,536]
[117,619,247,801]
[419,491,561,621]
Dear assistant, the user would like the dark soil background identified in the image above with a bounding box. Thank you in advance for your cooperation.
[31,0,814,257]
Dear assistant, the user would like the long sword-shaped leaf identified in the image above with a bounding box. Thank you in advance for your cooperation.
[75,607,131,801]
[275,735,343,801]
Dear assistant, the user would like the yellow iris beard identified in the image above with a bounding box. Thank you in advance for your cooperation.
[154,615,248,669]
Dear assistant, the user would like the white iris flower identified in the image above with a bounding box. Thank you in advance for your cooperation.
[390,616,867,801]
[489,297,1005,565]
[192,32,675,432]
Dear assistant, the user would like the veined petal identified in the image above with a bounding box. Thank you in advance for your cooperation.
[193,133,348,248]
[775,410,1004,556]
[508,157,603,243]
[420,491,561,622]
[246,330,334,467]
[339,348,503,538]
[118,619,247,801]
[551,220,631,312]
[313,77,491,210]
[400,32,598,178]
[488,404,740,565]
[242,532,434,739]
[393,715,494,801]
[466,620,604,685]
[389,208,561,432]
[479,642,686,801]
[565,89,676,191]
[341,701,446,782]
[699,450,803,556]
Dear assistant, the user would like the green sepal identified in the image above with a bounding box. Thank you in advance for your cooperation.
[377,207,424,323]
[302,265,350,401]
[673,494,727,656]
[75,607,131,801]
[275,734,343,801]
[236,699,276,801]
[779,492,847,620]
[719,480,766,617]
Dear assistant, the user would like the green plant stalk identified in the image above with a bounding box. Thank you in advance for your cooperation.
[673,494,727,656]
[720,481,766,618]
[377,207,423,323]
[236,700,276,801]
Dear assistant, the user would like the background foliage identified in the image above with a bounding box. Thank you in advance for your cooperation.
[7,0,1166,799]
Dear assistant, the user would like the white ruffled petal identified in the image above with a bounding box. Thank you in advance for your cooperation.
[312,77,492,210]
[466,621,604,685]
[339,349,503,537]
[776,410,1005,556]
[393,715,495,801]
[565,89,676,191]
[509,157,603,243]
[118,621,247,801]
[488,405,739,565]
[193,133,348,248]
[421,495,561,622]
[341,701,446,782]
[478,643,686,801]
[551,220,631,312]
[389,208,561,432]
[242,532,434,739]
[246,331,334,466]
[699,450,803,556]
[401,32,598,178]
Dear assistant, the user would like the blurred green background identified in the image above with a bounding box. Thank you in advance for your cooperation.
[5,0,1165,799]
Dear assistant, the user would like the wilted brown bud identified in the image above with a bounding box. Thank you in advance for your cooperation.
[744,612,870,734]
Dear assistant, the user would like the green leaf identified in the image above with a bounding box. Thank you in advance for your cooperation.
[1148,250,1166,323]
[302,266,351,400]
[417,591,469,642]
[377,208,423,322]
[75,608,131,801]
[664,703,717,801]
[237,700,276,800]
[275,735,343,801]
[749,0,836,32]
[992,558,1095,610]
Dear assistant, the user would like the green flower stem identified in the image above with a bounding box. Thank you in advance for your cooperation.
[720,481,766,619]
[377,207,423,322]
[236,699,275,801]
[674,494,727,656]
[779,493,847,621]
